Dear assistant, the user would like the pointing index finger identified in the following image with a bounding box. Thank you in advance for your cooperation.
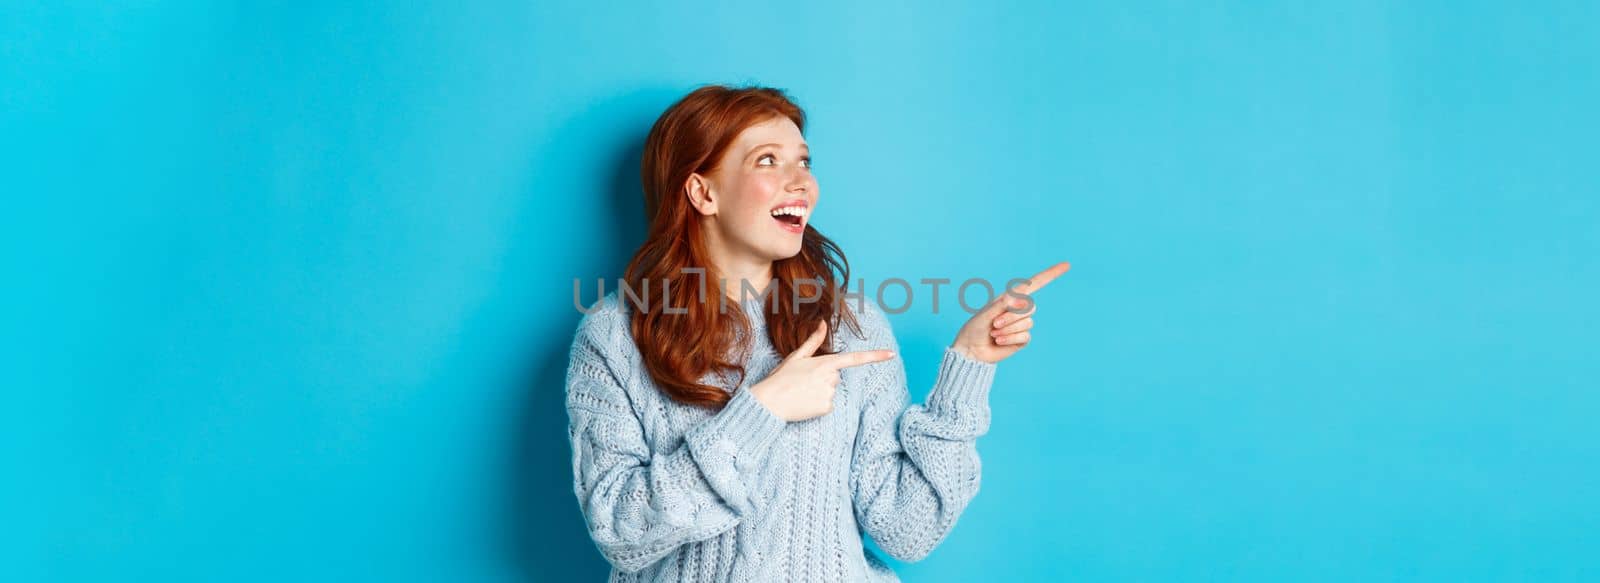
[981,261,1073,318]
[819,349,896,370]
[1018,261,1071,295]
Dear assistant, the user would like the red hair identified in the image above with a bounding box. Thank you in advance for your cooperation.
[624,85,860,408]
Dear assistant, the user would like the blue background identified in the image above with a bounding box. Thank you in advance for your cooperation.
[5,1,1597,581]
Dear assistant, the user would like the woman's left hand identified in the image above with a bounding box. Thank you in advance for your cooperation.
[950,261,1071,364]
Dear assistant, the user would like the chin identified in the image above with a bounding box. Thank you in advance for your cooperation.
[764,243,805,262]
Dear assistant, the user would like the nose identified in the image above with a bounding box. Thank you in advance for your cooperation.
[786,167,812,193]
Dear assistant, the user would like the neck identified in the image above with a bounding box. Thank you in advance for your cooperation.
[704,238,773,304]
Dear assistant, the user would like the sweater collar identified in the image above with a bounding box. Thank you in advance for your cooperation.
[732,293,771,323]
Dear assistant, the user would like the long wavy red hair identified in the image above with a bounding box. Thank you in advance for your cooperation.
[624,85,860,409]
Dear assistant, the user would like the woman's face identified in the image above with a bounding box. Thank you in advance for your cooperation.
[692,116,816,265]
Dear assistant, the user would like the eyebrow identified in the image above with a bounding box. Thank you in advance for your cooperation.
[744,143,811,160]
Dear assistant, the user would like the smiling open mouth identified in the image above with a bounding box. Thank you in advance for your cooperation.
[770,204,808,231]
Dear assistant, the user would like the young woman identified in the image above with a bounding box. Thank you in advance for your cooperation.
[565,85,1068,582]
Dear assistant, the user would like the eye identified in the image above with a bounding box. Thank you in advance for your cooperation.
[756,154,776,166]
[799,156,811,169]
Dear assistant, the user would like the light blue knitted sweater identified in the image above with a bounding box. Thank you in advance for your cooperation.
[564,291,997,581]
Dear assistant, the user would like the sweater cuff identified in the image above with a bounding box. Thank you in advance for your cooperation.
[925,347,997,417]
[686,387,786,476]
[716,388,786,465]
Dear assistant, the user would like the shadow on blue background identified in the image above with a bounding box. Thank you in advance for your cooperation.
[499,92,656,581]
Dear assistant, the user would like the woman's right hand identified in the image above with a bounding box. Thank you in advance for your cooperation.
[750,320,896,422]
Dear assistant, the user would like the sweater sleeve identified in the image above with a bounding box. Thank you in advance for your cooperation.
[848,307,998,563]
[565,313,786,573]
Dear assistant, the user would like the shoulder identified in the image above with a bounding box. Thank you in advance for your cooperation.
[567,291,661,415]
[569,291,638,370]
[836,297,898,352]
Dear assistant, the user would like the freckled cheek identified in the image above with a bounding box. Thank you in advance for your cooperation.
[737,176,783,205]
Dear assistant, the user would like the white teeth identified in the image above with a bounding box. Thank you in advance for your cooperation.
[770,206,808,218]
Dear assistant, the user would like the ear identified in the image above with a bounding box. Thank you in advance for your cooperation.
[685,172,717,216]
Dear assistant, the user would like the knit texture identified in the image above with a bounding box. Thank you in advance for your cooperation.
[565,291,997,582]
